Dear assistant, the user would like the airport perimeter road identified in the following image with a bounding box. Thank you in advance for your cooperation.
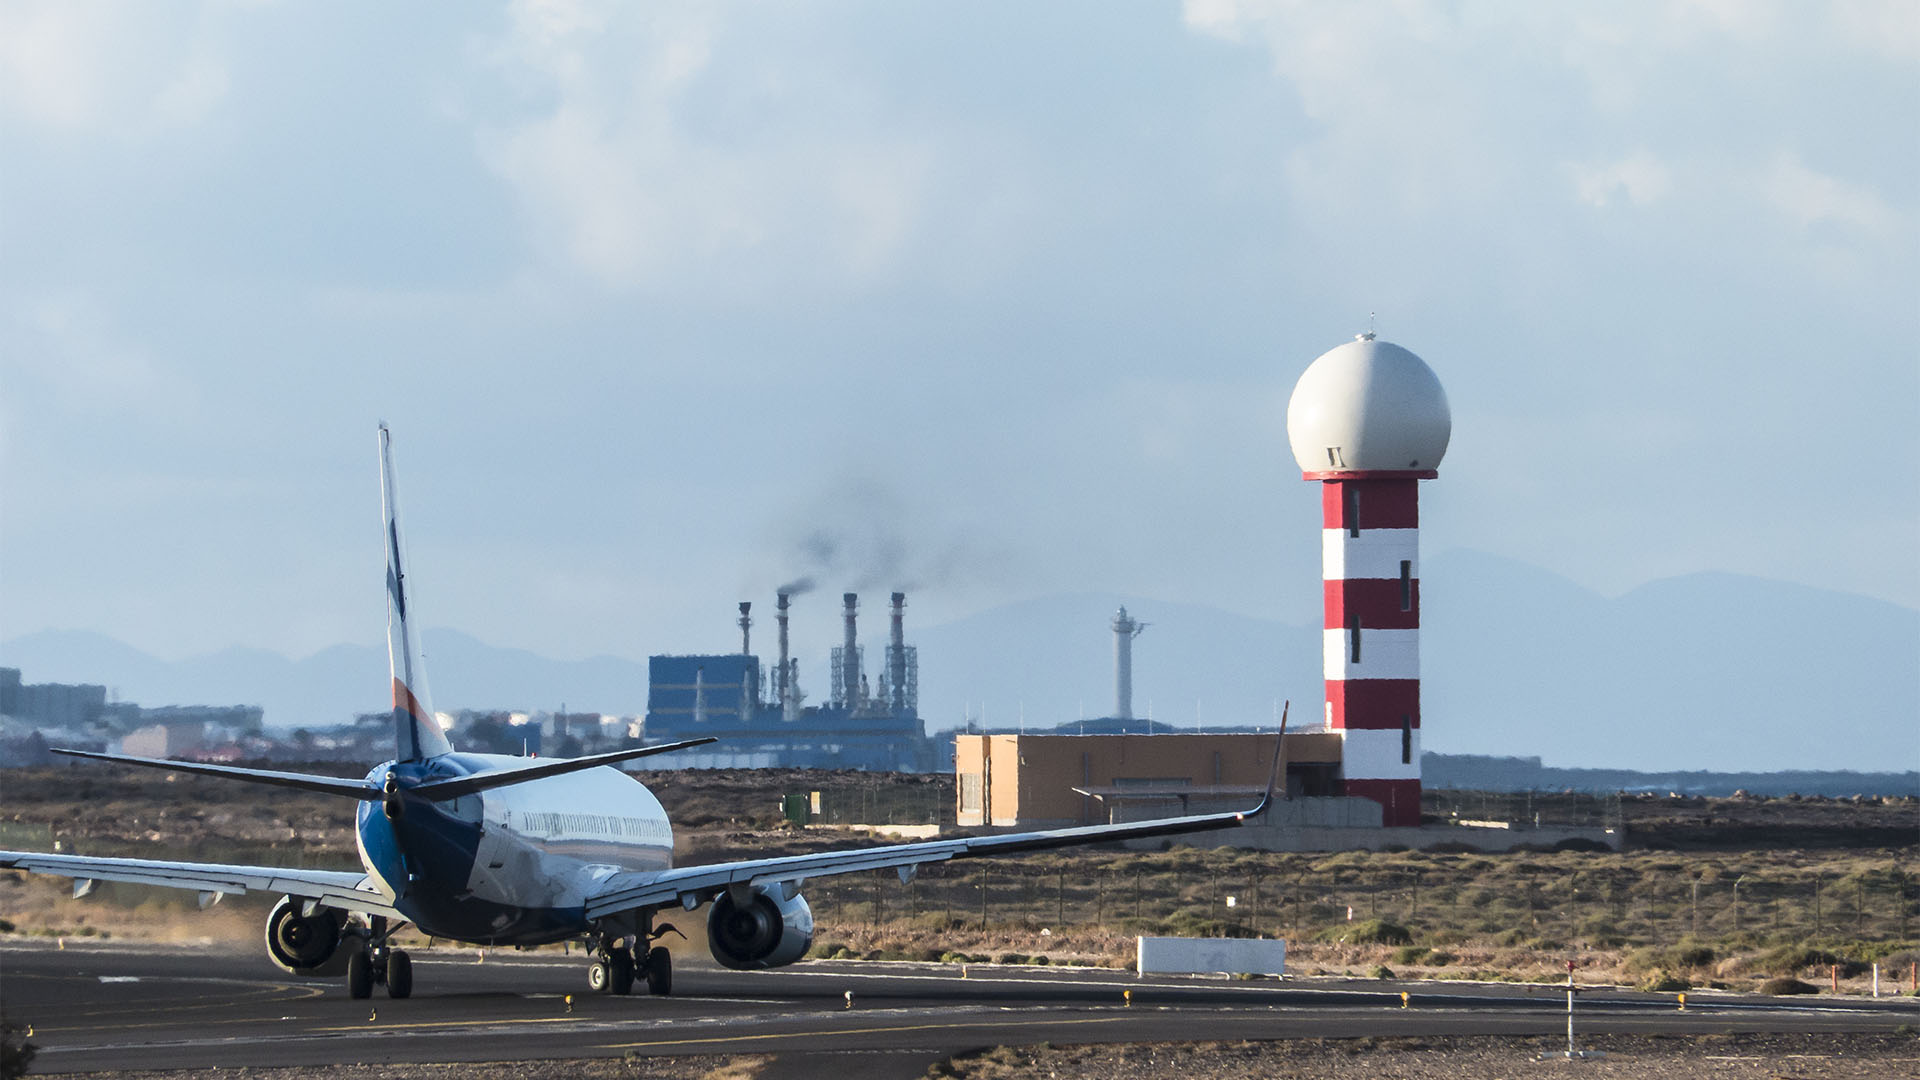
[3,939,1915,1075]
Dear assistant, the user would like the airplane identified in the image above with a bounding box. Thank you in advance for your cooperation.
[0,425,1284,1000]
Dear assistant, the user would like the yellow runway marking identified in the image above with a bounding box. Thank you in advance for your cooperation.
[314,1015,599,1034]
[599,1014,1141,1050]
[18,983,327,1031]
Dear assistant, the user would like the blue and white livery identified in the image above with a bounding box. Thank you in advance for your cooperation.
[0,426,1281,999]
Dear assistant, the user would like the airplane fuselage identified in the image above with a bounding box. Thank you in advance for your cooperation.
[355,752,673,946]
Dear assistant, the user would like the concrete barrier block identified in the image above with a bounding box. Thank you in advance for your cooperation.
[1136,936,1286,977]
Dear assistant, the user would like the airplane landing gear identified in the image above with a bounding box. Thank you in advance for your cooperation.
[586,918,674,996]
[346,945,414,999]
[348,948,373,999]
[347,916,412,999]
[386,949,413,999]
[588,944,636,994]
[644,946,672,996]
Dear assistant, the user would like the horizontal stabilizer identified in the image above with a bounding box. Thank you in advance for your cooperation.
[410,738,719,801]
[51,750,382,801]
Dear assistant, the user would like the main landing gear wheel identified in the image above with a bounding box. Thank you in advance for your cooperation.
[386,949,413,999]
[645,947,672,996]
[347,949,373,1000]
[609,948,635,995]
[587,958,611,993]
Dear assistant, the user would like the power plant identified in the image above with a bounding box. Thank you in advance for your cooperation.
[643,590,933,771]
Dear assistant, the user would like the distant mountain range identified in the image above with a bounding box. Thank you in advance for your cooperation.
[4,550,1915,774]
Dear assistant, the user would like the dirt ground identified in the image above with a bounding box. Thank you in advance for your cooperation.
[932,1033,1920,1079]
[19,1058,766,1080]
[21,1033,1920,1079]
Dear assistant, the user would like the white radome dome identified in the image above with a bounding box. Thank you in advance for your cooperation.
[1286,336,1451,475]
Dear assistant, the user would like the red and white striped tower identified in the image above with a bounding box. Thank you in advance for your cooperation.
[1286,334,1451,827]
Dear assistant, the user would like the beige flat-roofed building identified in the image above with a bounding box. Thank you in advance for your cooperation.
[954,732,1342,828]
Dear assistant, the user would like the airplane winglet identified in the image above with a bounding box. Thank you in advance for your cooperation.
[1237,700,1289,821]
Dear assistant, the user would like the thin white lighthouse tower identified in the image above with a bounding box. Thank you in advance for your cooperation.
[1286,333,1451,827]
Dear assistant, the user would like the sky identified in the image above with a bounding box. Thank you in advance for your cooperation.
[2,0,1916,678]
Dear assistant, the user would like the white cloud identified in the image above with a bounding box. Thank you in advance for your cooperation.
[1569,150,1673,208]
[1758,154,1901,233]
[1832,0,1920,62]
[1181,0,1915,293]
[0,1,235,137]
[470,1,938,294]
[1182,1,1497,214]
[1,293,188,414]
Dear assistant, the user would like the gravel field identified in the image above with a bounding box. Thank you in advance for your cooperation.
[26,1033,1919,1080]
[932,1033,1920,1079]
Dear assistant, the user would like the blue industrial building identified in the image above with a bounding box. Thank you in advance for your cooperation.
[642,592,934,772]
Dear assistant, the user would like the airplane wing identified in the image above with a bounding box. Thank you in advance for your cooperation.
[590,713,1291,921]
[587,800,1264,921]
[0,849,401,920]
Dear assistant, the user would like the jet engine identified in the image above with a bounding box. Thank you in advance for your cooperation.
[706,885,814,970]
[264,895,362,976]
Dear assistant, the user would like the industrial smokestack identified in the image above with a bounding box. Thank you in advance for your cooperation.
[1112,607,1145,721]
[888,591,907,713]
[776,591,793,718]
[738,602,752,656]
[693,665,706,726]
[842,592,860,709]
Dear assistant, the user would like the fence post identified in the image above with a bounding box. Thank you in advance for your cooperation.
[980,866,988,929]
[1252,868,1262,936]
[1690,876,1700,938]
[1902,869,1913,940]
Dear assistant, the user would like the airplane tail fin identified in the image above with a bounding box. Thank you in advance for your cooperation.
[380,424,454,763]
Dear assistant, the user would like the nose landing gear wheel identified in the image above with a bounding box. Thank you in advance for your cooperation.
[645,947,672,996]
[386,949,412,999]
[347,949,373,999]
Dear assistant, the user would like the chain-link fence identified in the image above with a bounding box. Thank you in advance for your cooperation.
[800,849,1918,951]
[799,782,951,827]
[1424,789,1624,832]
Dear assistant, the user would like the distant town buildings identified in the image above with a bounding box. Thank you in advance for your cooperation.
[1,666,265,766]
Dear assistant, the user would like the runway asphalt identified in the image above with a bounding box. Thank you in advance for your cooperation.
[3,938,1915,1076]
